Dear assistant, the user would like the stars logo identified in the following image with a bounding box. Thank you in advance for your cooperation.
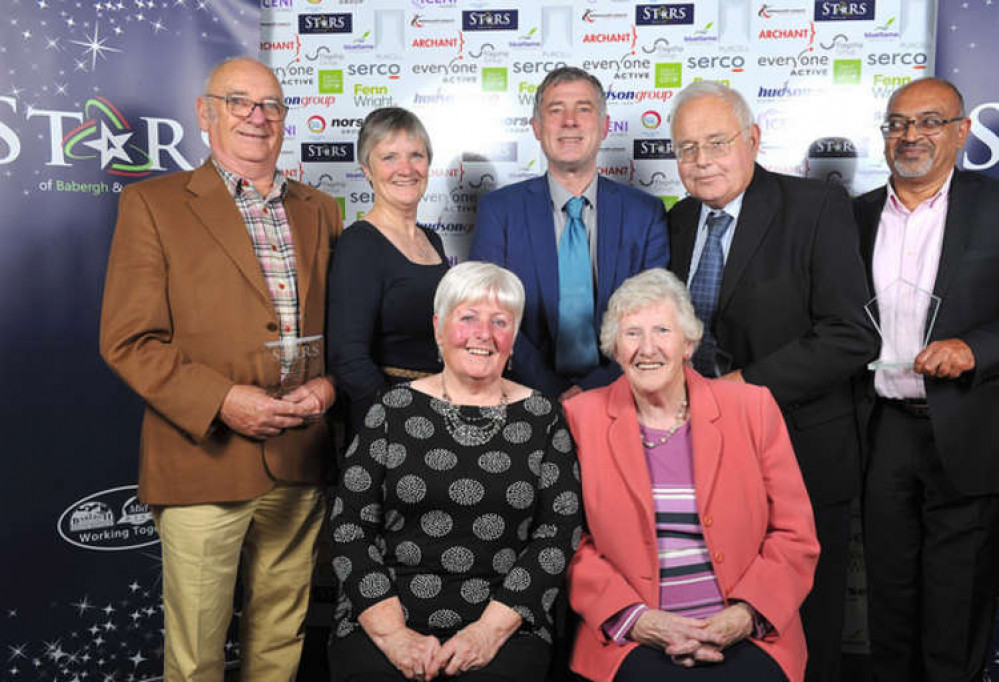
[61,97,154,177]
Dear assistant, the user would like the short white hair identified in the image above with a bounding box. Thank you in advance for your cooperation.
[599,269,703,358]
[670,80,754,140]
[434,261,526,334]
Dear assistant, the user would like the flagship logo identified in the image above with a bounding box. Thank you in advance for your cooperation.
[814,1,875,21]
[462,10,518,31]
[58,485,158,551]
[0,96,194,178]
[635,4,694,26]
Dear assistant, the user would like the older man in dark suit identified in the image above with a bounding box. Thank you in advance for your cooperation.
[666,81,876,682]
[854,77,999,682]
[100,57,342,680]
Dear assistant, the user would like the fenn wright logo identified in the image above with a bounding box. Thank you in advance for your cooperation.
[57,485,158,551]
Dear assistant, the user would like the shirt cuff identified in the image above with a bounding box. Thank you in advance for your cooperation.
[601,603,648,644]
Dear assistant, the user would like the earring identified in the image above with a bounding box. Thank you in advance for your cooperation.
[506,355,513,373]
[436,346,442,364]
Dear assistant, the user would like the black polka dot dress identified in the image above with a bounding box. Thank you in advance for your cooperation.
[330,385,583,644]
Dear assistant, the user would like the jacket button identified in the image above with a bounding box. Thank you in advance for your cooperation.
[713,551,724,563]
[266,322,278,331]
[703,516,713,527]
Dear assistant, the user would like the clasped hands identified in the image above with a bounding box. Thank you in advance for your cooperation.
[629,603,755,668]
[368,601,521,680]
[219,376,335,439]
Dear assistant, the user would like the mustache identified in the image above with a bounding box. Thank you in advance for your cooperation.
[894,139,932,154]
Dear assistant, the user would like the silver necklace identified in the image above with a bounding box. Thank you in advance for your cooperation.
[440,374,509,446]
[640,398,689,448]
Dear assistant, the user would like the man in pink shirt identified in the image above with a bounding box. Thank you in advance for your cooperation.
[854,77,999,682]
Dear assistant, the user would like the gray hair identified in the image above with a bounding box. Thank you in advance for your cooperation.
[670,81,754,140]
[357,107,433,169]
[434,261,526,334]
[599,269,703,358]
[532,66,607,121]
[887,76,966,118]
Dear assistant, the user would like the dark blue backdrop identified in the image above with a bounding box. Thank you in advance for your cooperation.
[0,2,256,679]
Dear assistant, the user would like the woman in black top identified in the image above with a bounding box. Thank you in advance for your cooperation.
[330,262,582,682]
[329,107,449,429]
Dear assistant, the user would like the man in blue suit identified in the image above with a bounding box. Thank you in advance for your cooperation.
[470,66,669,400]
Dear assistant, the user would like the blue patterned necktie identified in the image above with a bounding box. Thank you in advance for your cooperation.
[690,211,732,376]
[556,196,599,376]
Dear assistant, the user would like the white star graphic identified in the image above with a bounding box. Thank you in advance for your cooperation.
[127,650,146,667]
[69,23,121,72]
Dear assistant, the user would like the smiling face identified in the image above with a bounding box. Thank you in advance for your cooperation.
[885,79,969,187]
[614,302,694,402]
[197,58,284,178]
[363,130,430,212]
[435,297,516,385]
[672,94,759,209]
[531,78,609,177]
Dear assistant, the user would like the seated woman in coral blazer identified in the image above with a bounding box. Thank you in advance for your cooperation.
[564,269,819,682]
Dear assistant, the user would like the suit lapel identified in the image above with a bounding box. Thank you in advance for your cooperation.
[186,163,272,308]
[605,378,657,536]
[718,165,778,315]
[284,182,319,320]
[931,172,973,307]
[668,198,700,281]
[524,176,561,339]
[684,368,723,510]
[595,176,622,331]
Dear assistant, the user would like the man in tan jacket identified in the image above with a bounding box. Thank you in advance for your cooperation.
[100,57,342,681]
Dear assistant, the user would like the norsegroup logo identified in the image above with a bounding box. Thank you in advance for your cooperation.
[57,485,158,552]
[299,13,353,34]
[462,10,518,31]
[635,4,695,26]
[814,1,875,21]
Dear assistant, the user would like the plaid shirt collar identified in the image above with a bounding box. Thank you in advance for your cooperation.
[212,158,288,202]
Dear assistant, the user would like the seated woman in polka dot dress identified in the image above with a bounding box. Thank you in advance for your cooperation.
[330,262,583,682]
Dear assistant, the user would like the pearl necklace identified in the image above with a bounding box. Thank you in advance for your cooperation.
[639,398,689,449]
[439,374,509,446]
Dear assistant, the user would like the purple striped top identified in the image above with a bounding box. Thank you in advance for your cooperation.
[603,422,725,643]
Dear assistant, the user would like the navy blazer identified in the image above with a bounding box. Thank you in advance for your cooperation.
[470,174,669,397]
[854,170,999,495]
[669,164,877,503]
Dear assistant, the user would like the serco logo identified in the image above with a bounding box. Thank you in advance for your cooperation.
[302,142,355,162]
[635,4,695,26]
[814,1,875,21]
[865,51,928,69]
[348,63,402,79]
[308,116,326,134]
[641,110,662,129]
[633,138,676,160]
[686,55,745,71]
[299,13,353,34]
[462,10,518,31]
[58,485,158,551]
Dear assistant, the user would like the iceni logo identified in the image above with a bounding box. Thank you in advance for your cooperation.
[62,97,157,177]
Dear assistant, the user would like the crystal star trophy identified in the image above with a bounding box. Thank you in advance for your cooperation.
[262,334,324,397]
[865,280,941,371]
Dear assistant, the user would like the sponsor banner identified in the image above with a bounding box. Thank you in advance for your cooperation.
[0,1,258,678]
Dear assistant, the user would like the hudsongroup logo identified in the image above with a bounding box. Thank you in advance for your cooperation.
[814,1,875,21]
[635,4,694,26]
[462,10,518,31]
[299,13,353,34]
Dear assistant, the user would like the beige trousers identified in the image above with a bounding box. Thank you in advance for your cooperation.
[153,485,324,682]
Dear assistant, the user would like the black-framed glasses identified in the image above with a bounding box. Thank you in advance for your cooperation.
[880,116,963,138]
[204,94,288,121]
[676,131,744,164]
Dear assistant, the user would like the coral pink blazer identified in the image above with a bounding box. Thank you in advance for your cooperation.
[564,368,819,682]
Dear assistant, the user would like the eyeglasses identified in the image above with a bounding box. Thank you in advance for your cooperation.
[879,116,963,138]
[675,131,744,164]
[204,94,288,121]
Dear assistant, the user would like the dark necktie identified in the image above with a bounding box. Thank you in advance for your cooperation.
[556,196,599,376]
[689,211,732,376]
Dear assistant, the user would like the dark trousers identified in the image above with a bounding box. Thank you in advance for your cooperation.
[800,500,851,682]
[863,401,999,682]
[614,640,786,681]
[330,629,551,682]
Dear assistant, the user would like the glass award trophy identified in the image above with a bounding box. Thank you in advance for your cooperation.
[263,334,324,397]
[865,280,941,371]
